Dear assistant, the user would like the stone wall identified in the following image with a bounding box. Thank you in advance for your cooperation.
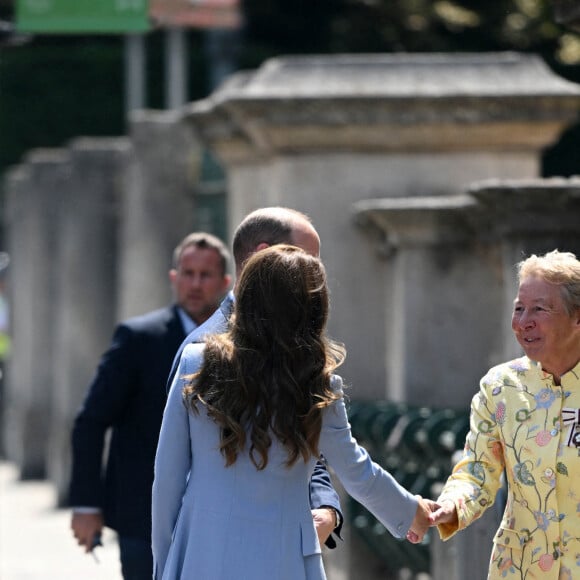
[184,52,580,408]
[1,112,201,504]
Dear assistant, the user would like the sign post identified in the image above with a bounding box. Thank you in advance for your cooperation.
[150,0,242,108]
[15,0,242,112]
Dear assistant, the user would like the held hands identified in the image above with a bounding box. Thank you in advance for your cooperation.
[406,498,459,543]
[71,512,104,554]
[428,498,458,527]
[406,496,440,544]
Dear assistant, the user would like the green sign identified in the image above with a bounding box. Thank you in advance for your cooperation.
[16,0,150,33]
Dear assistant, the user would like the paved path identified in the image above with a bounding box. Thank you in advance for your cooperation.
[0,461,122,580]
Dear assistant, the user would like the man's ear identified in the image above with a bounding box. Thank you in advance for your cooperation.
[236,244,270,278]
[573,306,580,328]
[169,268,177,285]
[255,242,270,253]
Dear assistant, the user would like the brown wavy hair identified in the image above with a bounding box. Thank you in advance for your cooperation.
[183,244,346,470]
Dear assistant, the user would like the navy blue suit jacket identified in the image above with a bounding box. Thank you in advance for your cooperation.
[69,305,186,539]
[166,292,344,546]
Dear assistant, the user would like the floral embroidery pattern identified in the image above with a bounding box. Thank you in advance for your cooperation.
[438,357,580,580]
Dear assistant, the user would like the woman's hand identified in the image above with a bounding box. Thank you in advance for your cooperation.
[428,499,458,526]
[406,496,440,543]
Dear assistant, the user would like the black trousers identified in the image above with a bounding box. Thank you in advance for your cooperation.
[119,535,153,580]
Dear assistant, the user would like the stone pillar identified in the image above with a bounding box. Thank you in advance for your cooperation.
[351,177,580,408]
[3,150,71,479]
[47,138,131,504]
[2,167,29,465]
[351,193,504,580]
[468,177,580,361]
[430,512,498,580]
[352,195,504,408]
[182,52,580,402]
[116,109,201,320]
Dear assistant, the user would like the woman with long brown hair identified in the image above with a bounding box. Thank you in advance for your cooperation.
[152,244,432,580]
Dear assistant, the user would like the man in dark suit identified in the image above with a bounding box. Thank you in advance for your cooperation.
[69,232,232,579]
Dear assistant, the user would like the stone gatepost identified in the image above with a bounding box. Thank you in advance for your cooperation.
[3,150,71,479]
[116,110,201,320]
[183,52,580,403]
[352,195,499,408]
[350,178,580,407]
[47,138,131,504]
[2,166,31,468]
[181,52,580,580]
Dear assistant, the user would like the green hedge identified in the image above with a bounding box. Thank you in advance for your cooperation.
[0,32,211,176]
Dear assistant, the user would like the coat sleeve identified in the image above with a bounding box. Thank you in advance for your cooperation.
[436,376,504,540]
[165,294,232,392]
[319,375,418,539]
[69,324,137,508]
[152,344,205,578]
[166,343,185,394]
[309,460,343,547]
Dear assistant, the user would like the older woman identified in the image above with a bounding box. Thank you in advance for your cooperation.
[429,249,580,579]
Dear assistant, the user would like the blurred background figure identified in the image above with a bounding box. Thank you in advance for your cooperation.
[69,232,231,580]
[0,251,11,457]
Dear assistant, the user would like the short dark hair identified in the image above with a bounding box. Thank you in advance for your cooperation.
[173,232,230,275]
[232,207,311,269]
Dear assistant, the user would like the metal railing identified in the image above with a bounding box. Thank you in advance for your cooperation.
[347,400,470,576]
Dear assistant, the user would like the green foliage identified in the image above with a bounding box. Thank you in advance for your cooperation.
[0,37,124,171]
[0,35,125,179]
[242,0,575,60]
[0,30,211,177]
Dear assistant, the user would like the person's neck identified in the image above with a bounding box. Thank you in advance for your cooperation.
[542,356,580,386]
[177,306,204,327]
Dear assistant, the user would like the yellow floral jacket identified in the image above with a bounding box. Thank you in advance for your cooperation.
[437,357,580,580]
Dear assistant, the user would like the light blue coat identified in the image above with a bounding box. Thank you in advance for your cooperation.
[152,343,418,580]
